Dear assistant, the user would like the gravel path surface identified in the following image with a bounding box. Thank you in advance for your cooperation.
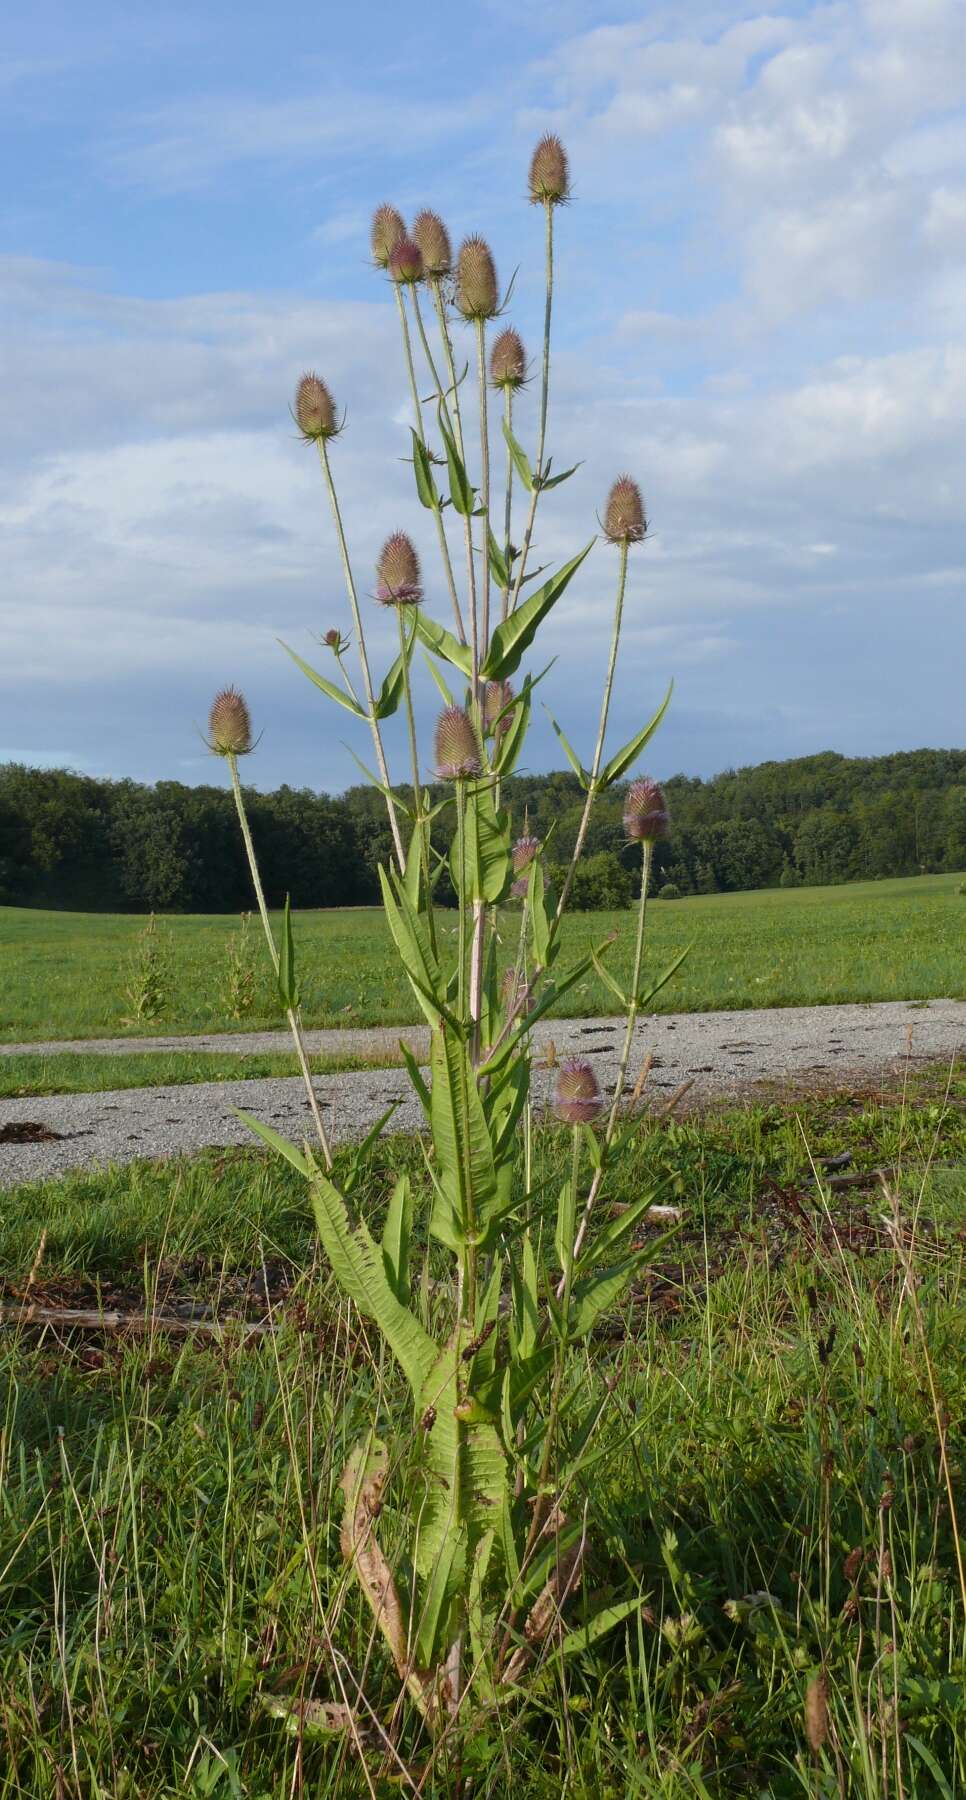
[1,998,962,1189]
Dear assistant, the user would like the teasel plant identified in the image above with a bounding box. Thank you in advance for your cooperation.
[211,136,689,1770]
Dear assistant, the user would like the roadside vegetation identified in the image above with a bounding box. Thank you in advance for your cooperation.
[1,1069,963,1795]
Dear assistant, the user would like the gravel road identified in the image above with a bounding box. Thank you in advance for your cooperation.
[1,998,962,1189]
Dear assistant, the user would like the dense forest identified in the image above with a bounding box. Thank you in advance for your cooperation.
[1,748,963,913]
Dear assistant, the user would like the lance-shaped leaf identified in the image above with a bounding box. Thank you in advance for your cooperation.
[482,540,594,682]
[543,704,590,788]
[379,866,450,1030]
[422,651,455,706]
[449,779,511,906]
[277,896,298,1010]
[567,1247,659,1341]
[311,1172,435,1397]
[551,1596,650,1663]
[487,528,510,591]
[382,1173,413,1304]
[233,1110,311,1175]
[501,417,534,491]
[635,940,691,1010]
[410,429,440,509]
[280,641,365,717]
[414,1338,506,1618]
[400,1039,431,1119]
[493,677,532,778]
[528,857,551,968]
[438,407,474,516]
[415,609,473,678]
[590,943,627,1009]
[579,1198,679,1274]
[539,461,582,490]
[429,1028,498,1248]
[601,680,673,788]
[374,614,416,721]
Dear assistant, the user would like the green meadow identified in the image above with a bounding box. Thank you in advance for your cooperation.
[1,1071,963,1794]
[1,871,963,1045]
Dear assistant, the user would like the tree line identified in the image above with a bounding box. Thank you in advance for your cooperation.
[0,747,963,913]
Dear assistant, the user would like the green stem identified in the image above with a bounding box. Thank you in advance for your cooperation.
[500,386,514,624]
[455,781,467,1021]
[553,539,628,929]
[227,754,333,1169]
[317,441,406,873]
[398,606,437,958]
[430,276,466,460]
[430,276,479,685]
[476,317,491,661]
[397,284,466,643]
[506,202,555,617]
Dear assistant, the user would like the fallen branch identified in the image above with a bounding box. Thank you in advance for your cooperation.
[0,1305,270,1336]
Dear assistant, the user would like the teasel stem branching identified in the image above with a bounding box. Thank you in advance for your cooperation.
[316,440,406,872]
[506,200,555,617]
[568,840,653,1273]
[430,276,466,460]
[226,752,333,1170]
[430,275,480,683]
[554,538,628,927]
[395,285,466,644]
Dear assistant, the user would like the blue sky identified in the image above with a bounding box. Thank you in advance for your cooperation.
[2,0,965,793]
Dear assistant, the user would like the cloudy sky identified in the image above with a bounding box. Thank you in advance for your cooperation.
[2,0,964,794]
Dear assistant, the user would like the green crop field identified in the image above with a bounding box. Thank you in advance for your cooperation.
[0,872,962,1045]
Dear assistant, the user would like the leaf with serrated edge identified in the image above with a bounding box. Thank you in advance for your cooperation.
[311,1173,434,1396]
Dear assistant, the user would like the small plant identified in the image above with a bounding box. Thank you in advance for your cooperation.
[220,910,257,1019]
[658,881,682,900]
[212,135,687,1761]
[121,912,171,1023]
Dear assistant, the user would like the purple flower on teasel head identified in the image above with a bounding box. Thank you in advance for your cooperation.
[623,777,669,842]
[376,532,422,605]
[552,1057,603,1125]
[433,706,481,780]
[388,236,424,286]
[208,688,253,757]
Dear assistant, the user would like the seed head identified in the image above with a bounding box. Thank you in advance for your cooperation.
[388,236,424,286]
[456,236,499,321]
[489,327,527,390]
[528,134,570,205]
[604,475,647,545]
[483,678,514,739]
[208,688,253,757]
[804,1673,829,1753]
[552,1057,603,1125]
[433,706,481,780]
[295,373,338,441]
[623,778,669,842]
[412,210,452,276]
[511,832,542,897]
[376,531,422,605]
[323,628,341,649]
[371,204,406,269]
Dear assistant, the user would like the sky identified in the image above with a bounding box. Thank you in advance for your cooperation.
[2,0,965,795]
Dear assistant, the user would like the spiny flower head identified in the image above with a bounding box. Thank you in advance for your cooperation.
[489,327,527,390]
[371,204,406,268]
[295,373,339,441]
[323,627,349,652]
[623,777,669,842]
[208,688,253,757]
[512,834,540,874]
[528,134,570,205]
[483,678,514,739]
[552,1057,603,1125]
[388,236,424,285]
[433,706,481,780]
[376,531,422,605]
[604,475,646,545]
[456,236,499,320]
[412,209,452,276]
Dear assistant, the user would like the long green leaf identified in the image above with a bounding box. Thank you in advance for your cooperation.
[544,705,589,788]
[415,610,473,678]
[439,408,474,515]
[501,417,533,491]
[601,680,673,787]
[374,615,416,721]
[554,1596,649,1661]
[410,429,440,509]
[429,1028,498,1248]
[233,1110,311,1175]
[382,1173,413,1304]
[482,540,594,682]
[568,1251,650,1340]
[449,779,511,906]
[487,528,510,590]
[636,940,691,1009]
[279,641,365,717]
[310,1172,435,1395]
[540,461,581,490]
[379,866,448,1030]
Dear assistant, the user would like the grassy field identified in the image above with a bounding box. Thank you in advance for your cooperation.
[1,871,963,1044]
[1,1071,963,1794]
[0,1046,401,1099]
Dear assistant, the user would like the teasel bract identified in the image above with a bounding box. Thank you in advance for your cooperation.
[604,475,647,545]
[623,777,669,842]
[295,373,339,442]
[552,1057,603,1124]
[456,235,499,321]
[433,705,482,779]
[528,133,570,206]
[371,203,406,269]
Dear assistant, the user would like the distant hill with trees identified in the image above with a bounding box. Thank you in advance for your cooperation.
[1,748,963,913]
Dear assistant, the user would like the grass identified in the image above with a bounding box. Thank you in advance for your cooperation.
[0,871,963,1044]
[0,1047,403,1098]
[1,1069,964,1794]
